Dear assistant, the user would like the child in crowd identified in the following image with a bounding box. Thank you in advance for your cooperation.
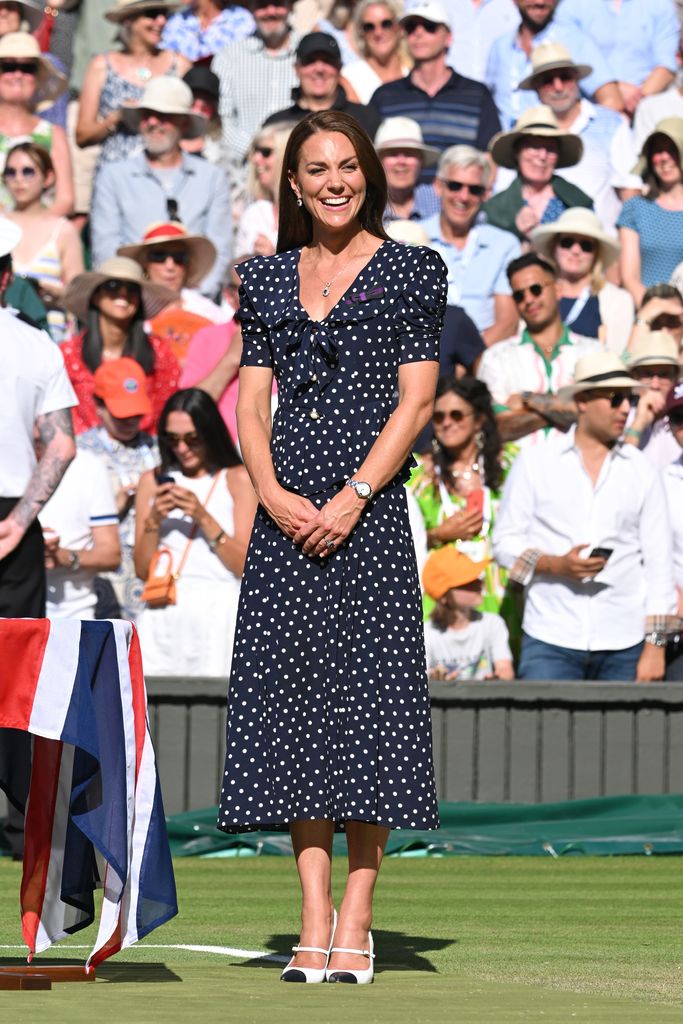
[422,548,514,682]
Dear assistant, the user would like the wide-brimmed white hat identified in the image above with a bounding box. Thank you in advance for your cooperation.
[63,256,178,323]
[519,41,592,92]
[121,78,207,140]
[626,331,681,370]
[0,32,67,107]
[374,117,440,167]
[118,221,216,289]
[105,0,182,22]
[489,105,583,170]
[557,351,640,401]
[531,208,620,268]
[400,2,451,30]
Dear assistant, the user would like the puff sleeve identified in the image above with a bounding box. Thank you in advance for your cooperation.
[395,248,448,365]
[236,286,273,369]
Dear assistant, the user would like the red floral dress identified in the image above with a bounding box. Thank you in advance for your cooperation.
[60,331,180,435]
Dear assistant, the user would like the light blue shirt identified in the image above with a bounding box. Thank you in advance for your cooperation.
[442,0,519,83]
[553,0,679,87]
[91,153,232,299]
[486,21,616,129]
[422,214,521,331]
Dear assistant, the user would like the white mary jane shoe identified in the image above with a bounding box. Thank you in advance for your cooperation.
[280,909,337,983]
[326,930,375,985]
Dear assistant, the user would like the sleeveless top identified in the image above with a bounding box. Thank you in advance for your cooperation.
[13,218,65,287]
[97,55,180,165]
[0,119,53,208]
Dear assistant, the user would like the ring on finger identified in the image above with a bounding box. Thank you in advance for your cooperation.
[324,538,335,550]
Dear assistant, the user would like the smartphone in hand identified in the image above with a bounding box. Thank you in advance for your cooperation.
[465,489,484,516]
[589,547,613,560]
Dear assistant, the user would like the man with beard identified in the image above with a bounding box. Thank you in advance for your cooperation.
[91,77,231,298]
[486,0,621,129]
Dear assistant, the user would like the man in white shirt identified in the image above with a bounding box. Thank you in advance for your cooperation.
[494,350,677,681]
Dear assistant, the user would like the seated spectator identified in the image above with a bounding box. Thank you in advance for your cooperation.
[438,304,486,379]
[628,282,683,359]
[119,220,228,364]
[424,144,520,345]
[134,387,258,676]
[91,77,231,299]
[264,31,381,137]
[553,0,680,118]
[2,142,84,322]
[663,381,683,679]
[375,116,441,222]
[78,357,159,621]
[477,253,600,446]
[234,122,293,256]
[370,2,501,184]
[340,0,409,104]
[520,42,642,235]
[39,448,121,621]
[484,105,592,243]
[0,32,73,214]
[493,350,677,681]
[0,1,43,37]
[485,0,621,131]
[618,119,683,306]
[445,0,519,86]
[76,1,191,170]
[162,0,255,62]
[623,331,682,468]
[422,547,514,681]
[181,64,223,164]
[633,33,683,150]
[61,255,179,434]
[530,208,634,353]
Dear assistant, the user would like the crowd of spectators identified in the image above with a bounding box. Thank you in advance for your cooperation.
[2,0,683,681]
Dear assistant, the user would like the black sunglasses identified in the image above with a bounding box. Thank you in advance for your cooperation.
[512,282,549,304]
[558,236,597,254]
[141,7,170,17]
[3,165,37,179]
[439,179,486,197]
[669,408,683,426]
[432,409,474,425]
[148,249,189,266]
[601,390,632,408]
[0,60,38,75]
[536,69,577,87]
[403,18,441,34]
[166,197,180,222]
[254,145,273,158]
[100,279,141,298]
[362,18,395,32]
[162,431,203,448]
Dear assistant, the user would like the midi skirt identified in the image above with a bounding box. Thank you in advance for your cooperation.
[217,478,440,833]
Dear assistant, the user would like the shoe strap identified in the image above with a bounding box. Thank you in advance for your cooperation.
[330,946,375,959]
[292,944,329,955]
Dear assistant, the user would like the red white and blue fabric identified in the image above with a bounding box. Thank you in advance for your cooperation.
[0,618,177,970]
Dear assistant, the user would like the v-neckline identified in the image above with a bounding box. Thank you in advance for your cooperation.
[295,240,387,323]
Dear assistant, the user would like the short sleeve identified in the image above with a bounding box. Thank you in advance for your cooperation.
[87,454,118,528]
[485,613,513,665]
[396,249,448,365]
[39,340,77,416]
[236,287,274,369]
[616,197,644,234]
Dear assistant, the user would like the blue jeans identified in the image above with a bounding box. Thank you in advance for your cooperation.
[518,633,643,681]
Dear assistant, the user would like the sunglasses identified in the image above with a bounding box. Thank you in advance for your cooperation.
[100,279,141,298]
[669,408,683,426]
[650,312,683,331]
[3,165,37,179]
[512,281,549,304]
[536,70,577,87]
[439,178,486,197]
[0,60,38,75]
[361,18,395,32]
[254,145,273,158]
[432,409,474,425]
[631,366,679,382]
[403,18,441,34]
[147,249,189,266]
[141,7,170,17]
[166,197,180,222]
[558,236,597,254]
[584,390,632,408]
[162,431,203,448]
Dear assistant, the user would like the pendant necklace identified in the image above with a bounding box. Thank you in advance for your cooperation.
[449,460,479,483]
[311,242,364,296]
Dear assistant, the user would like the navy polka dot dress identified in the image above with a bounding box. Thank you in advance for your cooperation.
[217,241,448,834]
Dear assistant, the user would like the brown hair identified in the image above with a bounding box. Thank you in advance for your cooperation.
[276,110,390,253]
[4,141,54,179]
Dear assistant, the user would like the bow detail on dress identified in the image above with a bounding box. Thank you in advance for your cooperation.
[287,318,339,395]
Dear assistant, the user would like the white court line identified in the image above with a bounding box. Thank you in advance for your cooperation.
[0,943,288,962]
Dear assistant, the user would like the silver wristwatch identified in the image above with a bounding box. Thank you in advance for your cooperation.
[346,479,374,501]
[644,631,667,648]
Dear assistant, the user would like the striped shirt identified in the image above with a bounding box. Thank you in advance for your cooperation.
[369,70,501,183]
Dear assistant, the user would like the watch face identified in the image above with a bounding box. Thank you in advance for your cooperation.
[354,481,372,499]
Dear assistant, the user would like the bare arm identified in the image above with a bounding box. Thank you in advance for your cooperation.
[58,219,86,284]
[191,328,242,404]
[481,294,519,347]
[45,523,121,571]
[75,55,114,146]
[47,126,75,216]
[0,407,75,561]
[594,81,623,112]
[619,226,645,306]
[641,66,675,98]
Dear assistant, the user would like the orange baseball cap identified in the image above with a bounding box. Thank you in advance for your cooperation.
[93,357,152,419]
[422,547,490,600]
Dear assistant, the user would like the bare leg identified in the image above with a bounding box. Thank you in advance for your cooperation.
[327,820,389,972]
[288,819,335,969]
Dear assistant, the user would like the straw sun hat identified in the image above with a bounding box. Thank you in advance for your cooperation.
[488,105,583,170]
[104,0,182,21]
[626,331,681,370]
[63,256,178,323]
[518,41,592,91]
[0,32,67,106]
[374,117,441,168]
[530,208,620,268]
[118,222,217,289]
[557,351,640,401]
[120,77,207,140]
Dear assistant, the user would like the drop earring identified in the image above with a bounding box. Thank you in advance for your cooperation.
[296,196,303,207]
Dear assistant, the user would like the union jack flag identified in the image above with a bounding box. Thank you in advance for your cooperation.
[0,618,177,970]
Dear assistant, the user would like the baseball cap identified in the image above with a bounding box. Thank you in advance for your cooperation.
[93,358,152,419]
[400,2,451,30]
[422,548,489,601]
[296,32,342,66]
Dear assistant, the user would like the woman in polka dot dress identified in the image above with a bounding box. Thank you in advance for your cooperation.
[218,111,448,984]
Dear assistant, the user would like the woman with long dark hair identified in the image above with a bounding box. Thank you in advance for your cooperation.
[408,375,518,624]
[219,110,447,984]
[61,255,180,434]
[134,387,257,676]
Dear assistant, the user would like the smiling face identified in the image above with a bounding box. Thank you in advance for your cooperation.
[129,10,168,48]
[140,110,185,156]
[435,161,486,234]
[553,234,598,282]
[0,55,37,106]
[380,146,422,192]
[360,3,402,61]
[289,130,367,233]
[432,390,480,453]
[648,135,683,190]
[510,264,558,331]
[295,55,340,105]
[515,0,557,29]
[251,134,277,193]
[252,0,291,46]
[92,279,142,324]
[0,3,21,35]
[516,137,559,186]
[536,70,580,116]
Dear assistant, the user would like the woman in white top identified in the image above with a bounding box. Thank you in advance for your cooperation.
[234,122,294,257]
[134,388,257,677]
[340,0,409,105]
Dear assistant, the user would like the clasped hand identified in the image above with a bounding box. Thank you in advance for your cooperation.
[153,483,204,522]
[266,484,364,559]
